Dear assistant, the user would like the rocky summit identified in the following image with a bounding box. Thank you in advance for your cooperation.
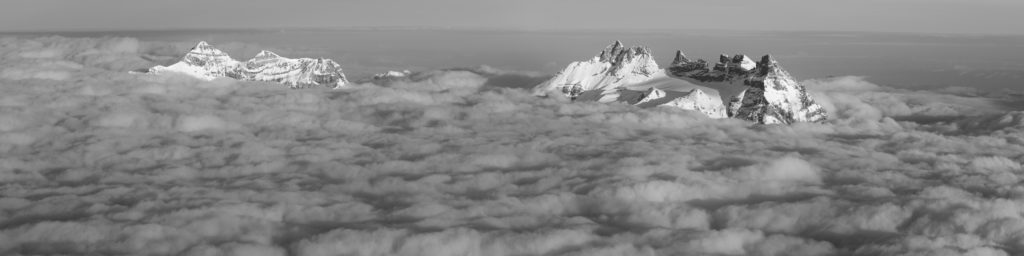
[670,53,827,124]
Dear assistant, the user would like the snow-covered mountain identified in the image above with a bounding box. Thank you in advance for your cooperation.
[535,41,827,124]
[150,41,239,80]
[573,86,727,118]
[533,41,660,100]
[635,87,727,118]
[669,52,827,124]
[148,41,349,89]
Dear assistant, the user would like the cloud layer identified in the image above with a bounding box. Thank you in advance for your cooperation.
[1,36,1023,256]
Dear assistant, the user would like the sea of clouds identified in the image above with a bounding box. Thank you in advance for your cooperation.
[0,36,1023,256]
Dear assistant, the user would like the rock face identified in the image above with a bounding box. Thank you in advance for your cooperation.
[149,41,349,89]
[533,41,660,100]
[669,52,828,124]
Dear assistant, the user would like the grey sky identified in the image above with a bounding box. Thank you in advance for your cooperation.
[2,0,1022,34]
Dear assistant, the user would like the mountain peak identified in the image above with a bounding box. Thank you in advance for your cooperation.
[719,54,731,63]
[760,54,777,66]
[637,87,667,105]
[189,41,224,54]
[755,54,782,76]
[255,50,280,59]
[733,54,756,71]
[599,41,627,62]
[672,50,691,66]
[535,40,660,99]
[634,46,650,55]
[176,41,236,73]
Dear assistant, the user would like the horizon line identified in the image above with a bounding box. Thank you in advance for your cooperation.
[2,26,1023,38]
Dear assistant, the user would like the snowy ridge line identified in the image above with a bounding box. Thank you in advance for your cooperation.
[534,41,828,124]
[148,41,350,89]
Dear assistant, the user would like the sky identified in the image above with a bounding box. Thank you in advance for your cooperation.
[2,0,1023,34]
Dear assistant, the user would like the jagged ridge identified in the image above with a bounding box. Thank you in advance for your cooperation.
[670,52,827,124]
[535,41,828,124]
[149,41,349,89]
[534,41,660,100]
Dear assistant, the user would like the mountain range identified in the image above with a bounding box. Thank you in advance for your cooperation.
[533,41,828,124]
[147,41,826,124]
[148,41,349,89]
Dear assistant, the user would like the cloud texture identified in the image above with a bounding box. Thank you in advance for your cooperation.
[1,36,1023,256]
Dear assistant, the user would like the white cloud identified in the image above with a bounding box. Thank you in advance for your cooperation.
[0,36,1023,255]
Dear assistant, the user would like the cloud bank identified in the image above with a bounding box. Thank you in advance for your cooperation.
[1,36,1023,256]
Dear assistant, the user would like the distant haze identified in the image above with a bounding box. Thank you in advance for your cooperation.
[2,0,1023,35]
[72,29,1017,94]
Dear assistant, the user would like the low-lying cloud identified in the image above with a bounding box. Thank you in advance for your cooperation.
[0,36,1023,256]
